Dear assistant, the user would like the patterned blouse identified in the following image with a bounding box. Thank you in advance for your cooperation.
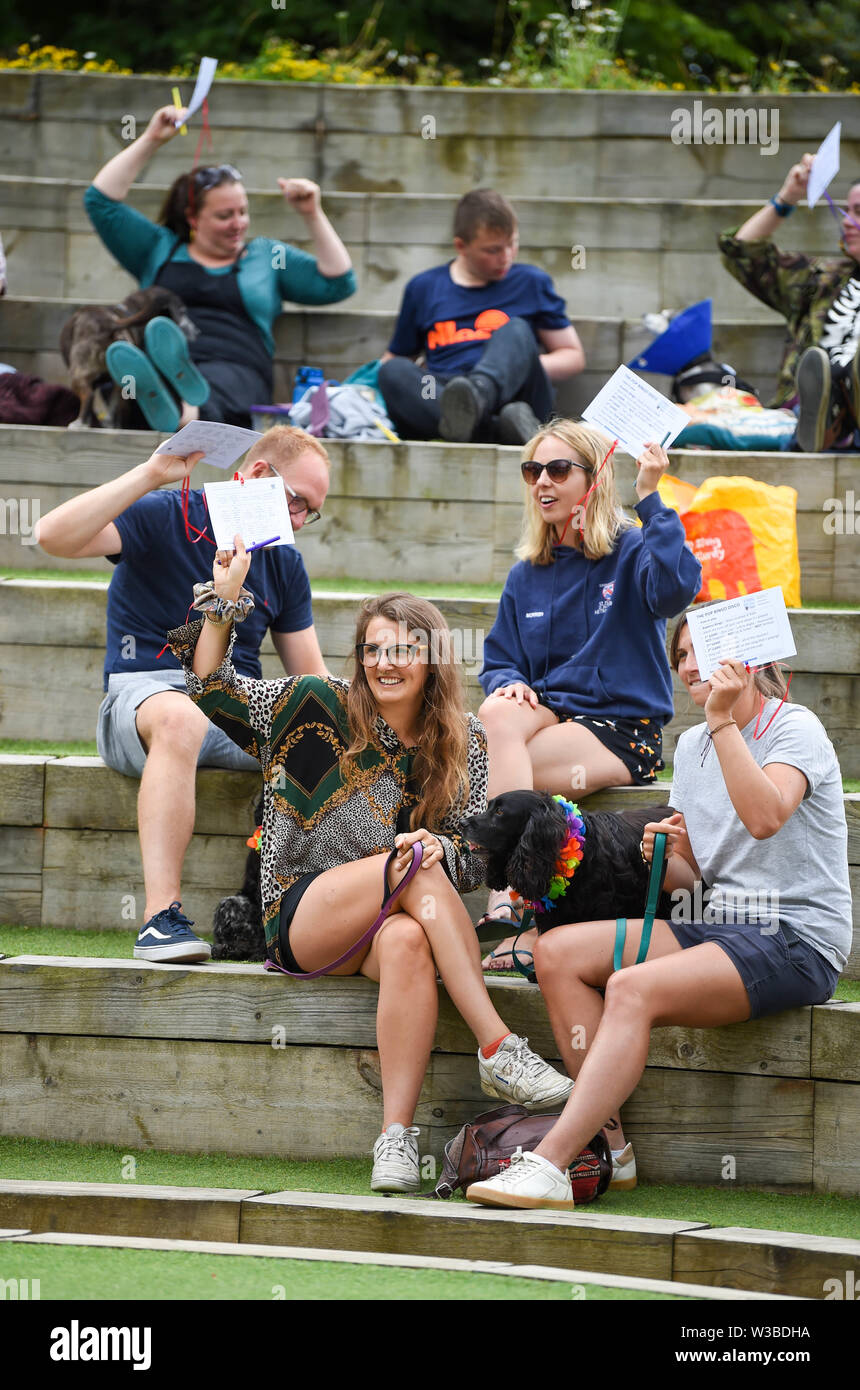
[168,620,489,952]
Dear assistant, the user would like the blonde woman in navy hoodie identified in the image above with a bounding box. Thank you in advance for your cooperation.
[476,419,702,957]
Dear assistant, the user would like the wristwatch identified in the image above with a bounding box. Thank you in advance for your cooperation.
[769,194,795,218]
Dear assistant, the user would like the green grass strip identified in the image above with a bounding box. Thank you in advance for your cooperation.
[3,925,858,1003]
[6,1243,684,1301]
[3,568,858,610]
[1,1136,858,1240]
[0,740,99,757]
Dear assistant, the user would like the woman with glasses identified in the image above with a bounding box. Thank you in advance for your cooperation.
[475,419,702,962]
[720,153,860,451]
[83,103,356,431]
[466,613,850,1211]
[168,577,575,1192]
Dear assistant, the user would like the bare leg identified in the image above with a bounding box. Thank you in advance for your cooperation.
[135,692,210,919]
[478,696,556,799]
[526,722,633,798]
[288,854,508,1047]
[532,930,751,1172]
[178,403,200,427]
[360,912,439,1129]
[535,917,684,1144]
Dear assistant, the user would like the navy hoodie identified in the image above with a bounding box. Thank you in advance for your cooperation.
[480,492,702,724]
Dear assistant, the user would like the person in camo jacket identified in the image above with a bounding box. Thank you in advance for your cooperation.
[719,152,860,452]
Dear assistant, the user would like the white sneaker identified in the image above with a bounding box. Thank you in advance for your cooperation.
[610,1143,637,1190]
[478,1033,574,1110]
[466,1147,574,1210]
[370,1123,421,1193]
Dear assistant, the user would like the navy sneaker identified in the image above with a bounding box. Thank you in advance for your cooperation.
[133,901,211,963]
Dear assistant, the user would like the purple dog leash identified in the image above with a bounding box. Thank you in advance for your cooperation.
[263,840,424,979]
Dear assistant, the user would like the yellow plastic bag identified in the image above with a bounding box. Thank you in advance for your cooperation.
[655,474,800,607]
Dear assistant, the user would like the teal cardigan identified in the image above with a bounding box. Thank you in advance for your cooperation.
[83,184,357,356]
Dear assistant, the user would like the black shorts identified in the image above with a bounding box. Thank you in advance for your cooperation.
[664,918,839,1020]
[540,703,665,785]
[269,870,324,974]
[268,855,397,975]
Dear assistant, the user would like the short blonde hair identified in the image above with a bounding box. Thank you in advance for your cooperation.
[246,425,330,472]
[515,418,634,565]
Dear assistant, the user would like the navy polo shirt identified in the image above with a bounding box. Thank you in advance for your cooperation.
[104,489,314,689]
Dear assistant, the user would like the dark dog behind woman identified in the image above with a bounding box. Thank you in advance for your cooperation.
[84,103,356,430]
[476,418,702,952]
[168,558,574,1194]
[467,613,851,1210]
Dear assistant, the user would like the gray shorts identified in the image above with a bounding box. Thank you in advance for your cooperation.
[97,670,260,779]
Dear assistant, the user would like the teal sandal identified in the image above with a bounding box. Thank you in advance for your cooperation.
[104,342,180,433]
[144,317,210,407]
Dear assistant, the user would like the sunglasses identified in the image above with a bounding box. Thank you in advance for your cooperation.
[193,164,243,190]
[521,457,592,485]
[355,643,428,668]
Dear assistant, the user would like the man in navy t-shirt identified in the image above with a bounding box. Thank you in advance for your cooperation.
[379,188,585,443]
[35,427,330,963]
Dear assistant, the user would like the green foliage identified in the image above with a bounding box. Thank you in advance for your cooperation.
[3,0,860,89]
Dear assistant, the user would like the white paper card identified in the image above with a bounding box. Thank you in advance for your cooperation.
[155,421,262,471]
[175,57,218,127]
[202,477,294,550]
[685,588,796,681]
[807,122,841,209]
[581,365,690,457]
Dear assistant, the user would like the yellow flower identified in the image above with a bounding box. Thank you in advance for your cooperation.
[672,81,684,89]
[769,61,780,72]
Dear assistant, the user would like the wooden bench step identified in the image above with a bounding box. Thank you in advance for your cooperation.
[0,1179,260,1243]
[0,958,857,1192]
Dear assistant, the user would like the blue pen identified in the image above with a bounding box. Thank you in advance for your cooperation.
[660,430,671,447]
[246,536,280,552]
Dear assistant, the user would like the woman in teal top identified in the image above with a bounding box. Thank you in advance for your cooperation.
[84,101,356,429]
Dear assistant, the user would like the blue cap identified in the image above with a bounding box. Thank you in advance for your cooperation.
[628,299,713,375]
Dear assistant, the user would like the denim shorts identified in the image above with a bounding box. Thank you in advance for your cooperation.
[663,917,839,1020]
[97,670,260,778]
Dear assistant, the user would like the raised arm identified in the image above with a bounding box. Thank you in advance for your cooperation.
[34,450,204,559]
[735,155,813,243]
[93,104,188,202]
[277,179,353,278]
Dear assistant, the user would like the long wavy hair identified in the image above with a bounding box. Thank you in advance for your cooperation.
[343,593,470,831]
[669,609,789,701]
[515,418,635,565]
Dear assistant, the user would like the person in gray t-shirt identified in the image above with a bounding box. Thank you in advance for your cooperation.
[465,611,849,1213]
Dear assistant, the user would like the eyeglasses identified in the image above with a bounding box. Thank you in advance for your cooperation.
[284,481,321,526]
[193,164,243,190]
[355,643,428,667]
[521,457,592,485]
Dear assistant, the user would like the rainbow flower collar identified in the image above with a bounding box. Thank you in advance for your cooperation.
[524,795,586,914]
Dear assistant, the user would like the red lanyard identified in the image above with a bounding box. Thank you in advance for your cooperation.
[181,474,215,547]
[753,670,793,739]
[556,438,618,545]
[186,98,214,223]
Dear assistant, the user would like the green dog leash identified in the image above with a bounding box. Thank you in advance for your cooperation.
[613,830,668,974]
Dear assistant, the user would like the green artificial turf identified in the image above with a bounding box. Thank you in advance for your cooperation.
[0,1244,685,1300]
[4,566,857,610]
[0,740,99,758]
[0,1135,858,1242]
